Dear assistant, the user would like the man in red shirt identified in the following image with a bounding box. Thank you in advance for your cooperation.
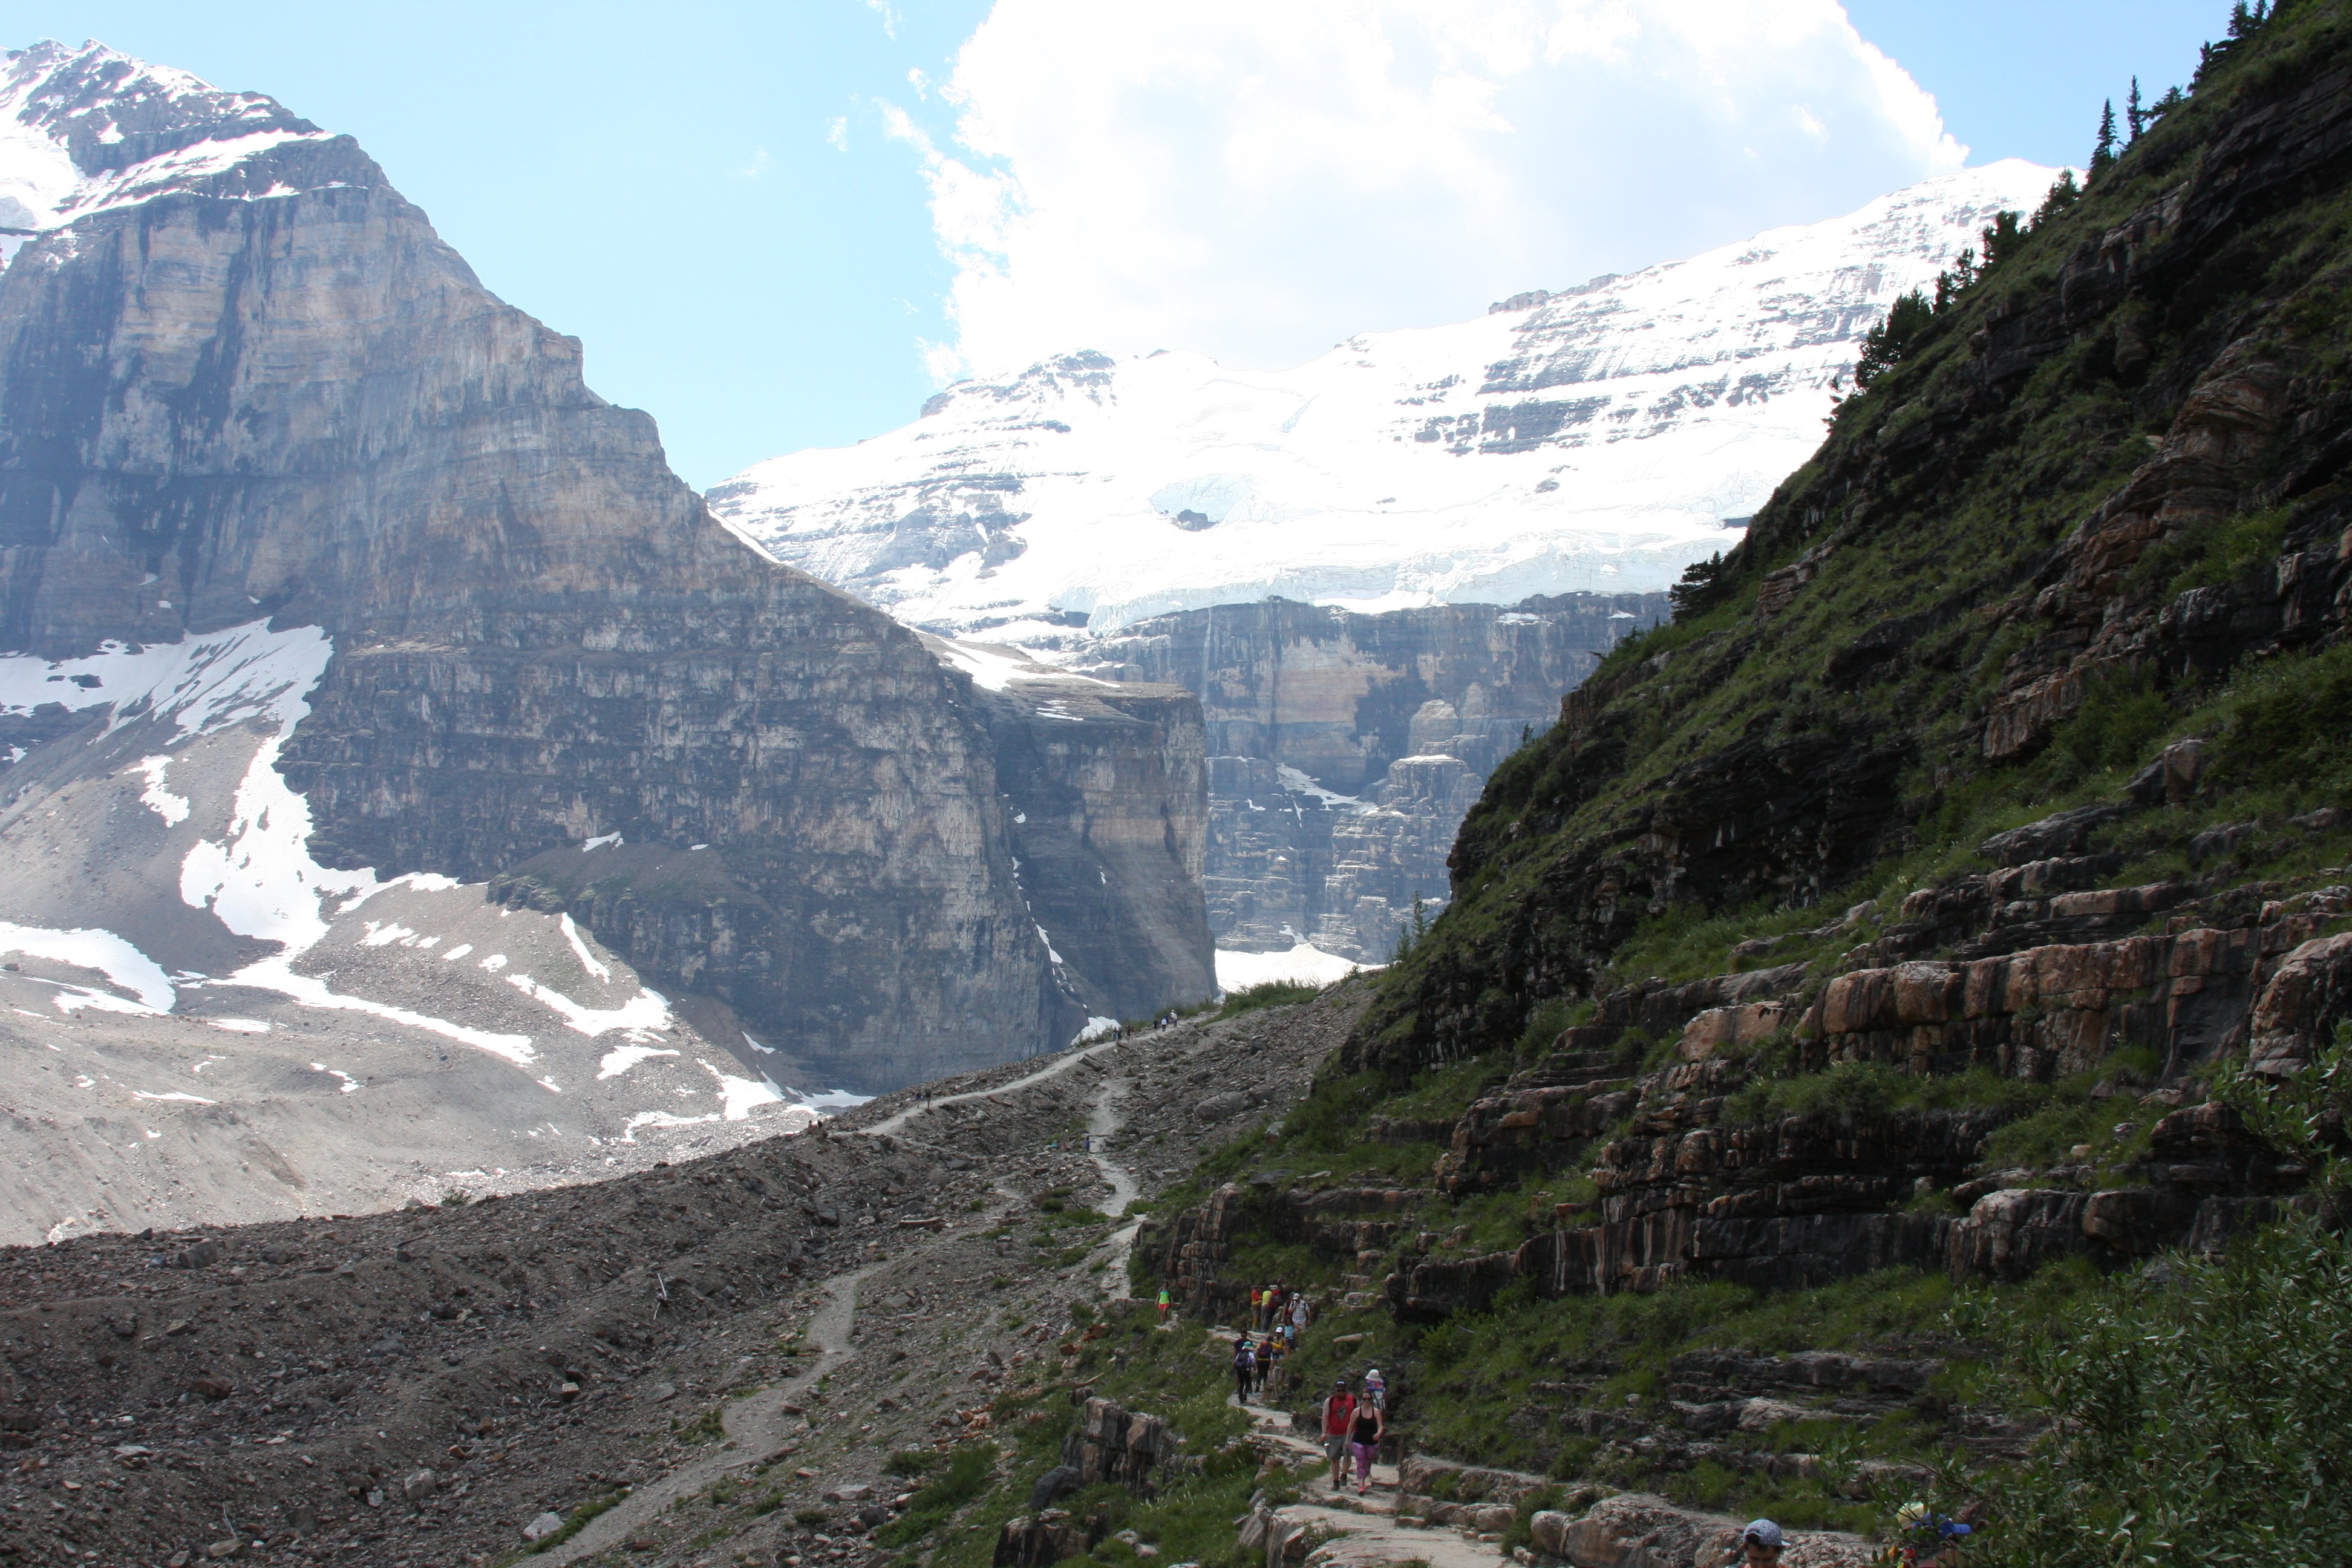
[1321,1379,1356,1488]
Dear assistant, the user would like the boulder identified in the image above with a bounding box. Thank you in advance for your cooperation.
[1197,1092,1252,1122]
[996,1512,1097,1567]
[1529,1511,1574,1557]
[2125,738,2206,806]
[521,1512,566,1541]
[1070,1396,1172,1491]
[400,1468,437,1503]
[1554,1493,1705,1568]
[1948,1189,2089,1282]
[1029,1463,1082,1511]
[2249,932,2352,1074]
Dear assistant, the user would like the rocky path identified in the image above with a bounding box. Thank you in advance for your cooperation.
[1084,1073,1145,1292]
[555,1063,1160,1564]
[856,1035,1129,1139]
[1232,1394,1505,1568]
[544,1267,878,1565]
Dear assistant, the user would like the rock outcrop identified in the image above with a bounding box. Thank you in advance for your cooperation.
[1076,593,1668,959]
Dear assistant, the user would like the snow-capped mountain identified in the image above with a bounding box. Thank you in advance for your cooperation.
[711,160,2062,641]
[0,40,333,266]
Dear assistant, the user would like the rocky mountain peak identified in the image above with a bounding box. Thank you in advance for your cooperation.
[0,40,335,237]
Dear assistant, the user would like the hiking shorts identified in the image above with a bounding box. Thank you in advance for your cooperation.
[1324,1435,1347,1468]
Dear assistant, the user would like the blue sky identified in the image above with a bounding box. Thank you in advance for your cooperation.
[16,2,2227,488]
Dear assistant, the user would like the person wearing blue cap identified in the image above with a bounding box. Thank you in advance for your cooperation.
[1731,1520,1784,1564]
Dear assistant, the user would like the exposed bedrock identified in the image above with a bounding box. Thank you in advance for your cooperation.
[972,677,1215,1024]
[0,132,1078,1086]
[1076,592,1669,959]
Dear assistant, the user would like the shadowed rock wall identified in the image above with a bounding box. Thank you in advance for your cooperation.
[1078,592,1671,959]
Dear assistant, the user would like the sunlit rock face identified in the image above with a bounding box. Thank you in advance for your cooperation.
[0,40,1102,1093]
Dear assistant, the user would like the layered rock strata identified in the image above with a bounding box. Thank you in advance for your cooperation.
[1154,804,2352,1324]
[1075,592,1668,959]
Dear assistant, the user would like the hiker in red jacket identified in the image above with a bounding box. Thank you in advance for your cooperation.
[1321,1379,1356,1488]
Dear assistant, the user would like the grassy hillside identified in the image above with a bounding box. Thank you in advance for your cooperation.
[1128,5,2352,1563]
[1366,0,2352,1065]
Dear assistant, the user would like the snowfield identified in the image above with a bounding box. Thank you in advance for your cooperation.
[713,162,2062,641]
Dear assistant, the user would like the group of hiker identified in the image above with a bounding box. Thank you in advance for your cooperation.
[1229,1330,1287,1397]
[1250,1282,1310,1337]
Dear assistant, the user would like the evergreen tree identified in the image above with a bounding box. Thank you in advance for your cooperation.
[1979,210,2025,269]
[1667,552,1726,619]
[2091,99,2118,177]
[2126,76,2145,141]
[2031,168,2082,229]
[1925,251,1974,316]
[2155,84,2186,118]
[1853,289,1933,390]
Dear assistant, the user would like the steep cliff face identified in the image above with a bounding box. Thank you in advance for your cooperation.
[0,41,1083,1089]
[967,670,1214,1024]
[1073,592,1669,959]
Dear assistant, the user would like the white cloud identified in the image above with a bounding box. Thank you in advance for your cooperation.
[739,146,772,178]
[826,116,850,152]
[904,0,1964,382]
[862,0,900,39]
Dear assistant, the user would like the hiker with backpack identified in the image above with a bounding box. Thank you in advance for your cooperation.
[1232,1335,1256,1402]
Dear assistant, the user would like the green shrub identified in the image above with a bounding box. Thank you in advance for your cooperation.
[2212,643,2352,793]
[875,1442,996,1547]
[1218,979,1324,1018]
[2050,666,2171,782]
[1967,1223,2352,1566]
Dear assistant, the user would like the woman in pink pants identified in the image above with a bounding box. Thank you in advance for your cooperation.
[1347,1391,1385,1494]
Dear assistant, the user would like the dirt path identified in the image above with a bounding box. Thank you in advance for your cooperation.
[1083,1073,1145,1293]
[552,1067,1158,1565]
[544,1266,876,1565]
[858,1036,1129,1139]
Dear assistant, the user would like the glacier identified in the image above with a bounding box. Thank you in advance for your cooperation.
[711,160,2062,642]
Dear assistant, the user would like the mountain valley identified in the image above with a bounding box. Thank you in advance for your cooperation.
[7,7,2352,1568]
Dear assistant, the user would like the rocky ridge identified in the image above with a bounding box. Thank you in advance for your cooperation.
[1121,8,2352,1547]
